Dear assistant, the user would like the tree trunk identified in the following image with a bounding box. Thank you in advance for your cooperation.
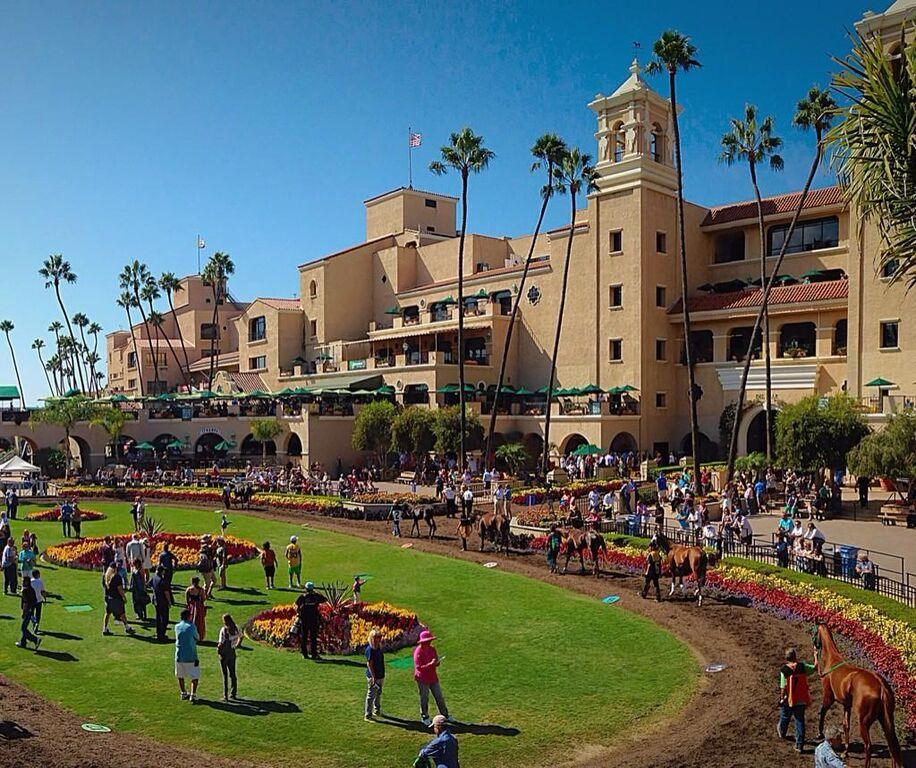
[36,347,54,396]
[4,335,25,408]
[160,320,190,390]
[134,290,158,393]
[55,284,86,392]
[749,160,773,462]
[77,327,95,396]
[208,281,221,391]
[457,171,469,472]
[541,188,577,476]
[168,293,192,386]
[484,178,552,466]
[670,69,702,486]
[726,137,824,482]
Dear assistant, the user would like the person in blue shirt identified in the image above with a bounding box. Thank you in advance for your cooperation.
[415,715,459,768]
[754,478,766,513]
[814,724,847,767]
[364,629,385,719]
[174,609,201,702]
[655,473,668,503]
[60,500,73,538]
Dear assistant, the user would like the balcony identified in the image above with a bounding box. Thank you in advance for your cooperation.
[859,394,915,415]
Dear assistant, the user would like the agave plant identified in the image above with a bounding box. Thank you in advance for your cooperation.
[317,580,351,612]
[140,515,165,539]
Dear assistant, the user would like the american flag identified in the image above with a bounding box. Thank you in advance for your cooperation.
[409,132,422,148]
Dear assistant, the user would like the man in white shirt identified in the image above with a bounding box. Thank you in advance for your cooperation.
[125,532,145,567]
[804,522,826,552]
[601,490,615,518]
[30,568,46,633]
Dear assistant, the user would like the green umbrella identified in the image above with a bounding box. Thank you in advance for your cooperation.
[166,439,184,450]
[535,386,550,395]
[134,441,156,451]
[607,386,623,395]
[435,296,457,306]
[62,387,82,397]
[110,394,129,403]
[579,384,603,395]
[434,383,474,394]
[154,392,176,401]
[512,386,535,396]
[273,387,299,397]
[619,385,638,392]
[473,289,488,299]
[189,390,217,399]
[317,351,333,361]
[865,377,894,387]
[572,443,602,456]
[213,440,236,451]
[384,306,401,315]
[487,383,516,395]
[554,387,580,397]
[373,385,396,396]
[244,389,273,399]
[291,356,307,365]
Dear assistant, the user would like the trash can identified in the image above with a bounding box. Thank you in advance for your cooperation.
[627,515,640,536]
[835,545,859,578]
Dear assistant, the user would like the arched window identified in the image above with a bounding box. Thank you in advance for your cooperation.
[650,123,663,162]
[685,330,714,363]
[728,326,762,362]
[779,322,816,358]
[309,280,318,299]
[833,319,848,356]
[612,122,625,162]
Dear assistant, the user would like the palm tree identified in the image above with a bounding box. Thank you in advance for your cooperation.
[59,337,81,394]
[829,31,915,286]
[48,320,65,386]
[119,261,158,392]
[71,312,94,395]
[88,321,103,394]
[141,279,164,391]
[0,320,25,407]
[719,105,784,463]
[160,272,191,382]
[725,87,836,482]
[541,148,599,476]
[38,254,86,392]
[32,338,54,395]
[46,354,63,396]
[150,310,188,391]
[201,252,235,390]
[116,290,144,396]
[484,134,567,466]
[647,29,703,485]
[429,128,496,471]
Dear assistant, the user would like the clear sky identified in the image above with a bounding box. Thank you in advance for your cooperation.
[0,0,875,400]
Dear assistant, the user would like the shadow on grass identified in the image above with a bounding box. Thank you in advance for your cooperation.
[195,698,301,716]
[34,649,78,662]
[375,714,520,737]
[220,586,263,596]
[38,630,81,641]
[212,597,266,607]
[315,657,363,668]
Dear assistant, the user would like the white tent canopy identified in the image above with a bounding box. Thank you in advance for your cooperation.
[0,455,41,476]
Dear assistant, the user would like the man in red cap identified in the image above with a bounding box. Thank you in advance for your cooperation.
[413,629,450,726]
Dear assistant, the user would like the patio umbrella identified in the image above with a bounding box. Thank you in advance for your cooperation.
[865,377,894,387]
[213,440,236,451]
[801,269,826,282]
[384,306,401,315]
[512,386,535,396]
[773,274,798,285]
[190,390,218,399]
[572,443,602,456]
[166,439,184,450]
[555,387,581,397]
[373,384,396,396]
[110,394,129,403]
[619,385,638,392]
[487,383,516,395]
[579,384,603,395]
[62,387,82,397]
[606,386,623,395]
[473,289,488,299]
[435,296,457,306]
[697,283,715,292]
[273,387,299,397]
[244,390,273,399]
[154,392,176,401]
[134,441,156,451]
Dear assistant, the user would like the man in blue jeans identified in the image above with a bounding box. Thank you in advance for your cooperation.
[778,647,816,753]
[414,715,458,768]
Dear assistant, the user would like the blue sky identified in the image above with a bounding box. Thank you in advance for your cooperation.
[0,0,873,399]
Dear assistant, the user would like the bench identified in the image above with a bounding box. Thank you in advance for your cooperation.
[395,472,417,485]
[878,507,911,526]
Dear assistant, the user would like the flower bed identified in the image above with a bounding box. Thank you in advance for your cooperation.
[43,532,259,571]
[246,600,422,654]
[351,492,438,505]
[25,507,106,522]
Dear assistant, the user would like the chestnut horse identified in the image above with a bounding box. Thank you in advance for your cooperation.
[560,527,606,577]
[656,533,712,607]
[813,622,902,768]
[475,510,510,554]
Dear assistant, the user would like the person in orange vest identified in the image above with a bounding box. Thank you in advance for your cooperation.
[778,647,817,754]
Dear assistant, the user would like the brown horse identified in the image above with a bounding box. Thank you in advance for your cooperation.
[813,622,902,768]
[475,510,510,554]
[656,533,712,606]
[560,527,606,577]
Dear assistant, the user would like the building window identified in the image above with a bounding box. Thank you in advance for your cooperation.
[249,316,266,342]
[833,319,848,356]
[714,231,745,263]
[609,285,622,308]
[767,216,839,256]
[881,259,899,279]
[880,320,899,350]
[655,391,667,409]
[200,323,219,340]
[728,326,762,361]
[779,322,817,358]
[425,198,437,208]
[249,355,267,370]
[127,378,136,389]
[609,230,623,254]
[650,124,663,162]
[426,226,436,233]
[309,280,318,299]
[655,339,667,361]
[309,319,317,337]
[655,286,667,308]
[612,122,625,162]
[609,338,622,361]
[126,351,137,369]
[656,231,667,253]
[685,330,714,363]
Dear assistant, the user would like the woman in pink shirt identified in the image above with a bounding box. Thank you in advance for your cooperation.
[413,629,450,726]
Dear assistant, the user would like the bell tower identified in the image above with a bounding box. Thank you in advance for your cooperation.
[588,58,678,196]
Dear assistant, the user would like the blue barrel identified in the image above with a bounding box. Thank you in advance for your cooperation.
[627,515,640,536]
[836,545,859,578]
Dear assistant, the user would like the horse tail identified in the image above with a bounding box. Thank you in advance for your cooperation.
[879,679,902,766]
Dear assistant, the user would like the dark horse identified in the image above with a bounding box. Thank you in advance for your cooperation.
[656,533,712,607]
[475,510,510,554]
[813,622,902,768]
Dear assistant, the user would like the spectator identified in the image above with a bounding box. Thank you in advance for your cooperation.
[814,724,847,767]
[71,504,82,539]
[175,609,200,702]
[29,568,46,634]
[17,575,40,649]
[295,582,327,660]
[641,541,662,602]
[804,522,826,554]
[129,558,149,621]
[774,532,790,569]
[856,475,870,510]
[60,499,73,538]
[388,503,403,538]
[260,541,277,590]
[364,628,385,720]
[150,565,172,642]
[158,540,178,588]
[413,629,449,726]
[102,563,135,636]
[215,537,228,591]
[855,552,876,591]
[2,538,17,595]
[18,542,36,585]
[217,613,243,701]
[415,715,459,768]
[285,536,302,589]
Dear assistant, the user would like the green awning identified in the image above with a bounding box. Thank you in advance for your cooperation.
[490,289,512,300]
[432,296,457,306]
[404,383,428,392]
[244,390,272,399]
[865,377,894,387]
[384,306,401,315]
[473,289,488,299]
[213,440,236,451]
[302,373,383,393]
[134,441,156,450]
[0,386,21,400]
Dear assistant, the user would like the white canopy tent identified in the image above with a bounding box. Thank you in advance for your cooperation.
[0,455,41,476]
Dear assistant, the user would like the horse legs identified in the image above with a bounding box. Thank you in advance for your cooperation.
[843,706,852,758]
[818,687,835,739]
[668,578,676,598]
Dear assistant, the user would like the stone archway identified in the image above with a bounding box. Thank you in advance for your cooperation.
[286,432,303,457]
[522,433,544,460]
[195,432,227,461]
[64,435,92,473]
[739,405,778,456]
[0,434,36,462]
[610,431,638,453]
[680,431,718,462]
[241,434,277,457]
[560,433,589,455]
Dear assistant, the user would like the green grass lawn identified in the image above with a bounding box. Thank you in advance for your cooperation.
[2,501,696,768]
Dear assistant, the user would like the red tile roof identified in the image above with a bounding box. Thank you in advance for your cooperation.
[228,372,266,392]
[668,278,849,314]
[257,297,300,310]
[701,186,845,227]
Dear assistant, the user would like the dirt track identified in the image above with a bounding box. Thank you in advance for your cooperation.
[1,504,911,768]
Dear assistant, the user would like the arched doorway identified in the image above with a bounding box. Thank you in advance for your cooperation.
[522,433,543,461]
[610,431,638,453]
[195,433,227,461]
[64,435,92,473]
[153,433,179,454]
[745,409,776,455]
[241,434,277,457]
[286,433,302,457]
[561,433,588,455]
[680,431,718,461]
[0,435,36,463]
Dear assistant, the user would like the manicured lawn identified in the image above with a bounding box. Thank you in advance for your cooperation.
[2,501,696,768]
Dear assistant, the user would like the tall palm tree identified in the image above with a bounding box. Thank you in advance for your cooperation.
[725,87,836,481]
[160,272,191,381]
[88,321,103,394]
[119,261,158,392]
[429,128,496,471]
[829,31,916,286]
[541,148,599,476]
[719,105,784,463]
[116,290,144,396]
[141,279,164,391]
[46,353,63,396]
[201,252,235,390]
[647,29,702,485]
[59,336,80,393]
[484,134,567,467]
[32,338,54,395]
[71,312,94,394]
[39,254,86,392]
[0,320,25,407]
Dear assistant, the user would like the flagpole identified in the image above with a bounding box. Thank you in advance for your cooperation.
[408,126,413,189]
[197,234,201,274]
